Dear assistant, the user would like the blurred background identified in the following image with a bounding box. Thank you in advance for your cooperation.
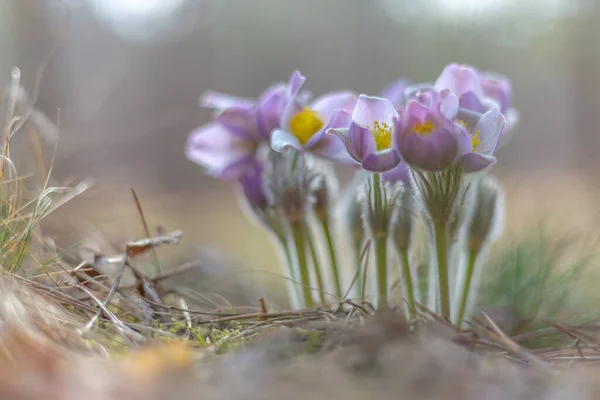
[2,0,600,303]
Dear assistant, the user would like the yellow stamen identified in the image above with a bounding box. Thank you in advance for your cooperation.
[471,130,481,152]
[370,121,392,151]
[456,119,481,152]
[290,108,324,145]
[413,120,434,136]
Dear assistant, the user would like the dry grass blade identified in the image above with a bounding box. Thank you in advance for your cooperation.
[479,311,548,368]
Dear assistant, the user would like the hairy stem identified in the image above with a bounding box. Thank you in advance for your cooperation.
[320,218,342,298]
[399,246,417,319]
[456,249,478,327]
[306,226,326,304]
[372,173,388,308]
[291,222,314,308]
[434,221,450,319]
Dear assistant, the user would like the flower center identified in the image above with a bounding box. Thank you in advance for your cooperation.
[413,120,434,136]
[370,121,392,151]
[290,108,323,145]
[456,119,481,152]
[471,130,481,152]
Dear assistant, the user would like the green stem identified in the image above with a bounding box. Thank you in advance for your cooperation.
[320,218,342,298]
[399,247,417,320]
[372,173,388,308]
[354,237,364,300]
[375,236,388,308]
[291,222,314,308]
[434,221,450,319]
[456,249,479,327]
[278,236,301,308]
[306,226,326,304]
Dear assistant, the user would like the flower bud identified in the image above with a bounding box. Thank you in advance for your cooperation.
[467,175,504,253]
[360,175,401,239]
[389,188,416,251]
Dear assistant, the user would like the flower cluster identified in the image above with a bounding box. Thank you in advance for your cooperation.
[187,64,511,183]
[185,63,516,322]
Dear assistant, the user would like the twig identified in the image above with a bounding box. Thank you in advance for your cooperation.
[131,188,162,274]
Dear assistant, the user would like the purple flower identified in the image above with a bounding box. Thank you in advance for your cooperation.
[327,95,401,172]
[186,79,288,180]
[270,71,357,163]
[395,90,472,172]
[455,107,505,173]
[238,163,269,212]
[185,116,260,180]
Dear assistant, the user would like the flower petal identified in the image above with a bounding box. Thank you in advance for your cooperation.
[481,73,512,112]
[200,91,254,110]
[216,106,260,141]
[399,130,460,171]
[286,70,306,101]
[270,129,304,153]
[458,92,485,113]
[382,161,411,184]
[460,153,496,173]
[349,122,377,160]
[326,127,356,160]
[185,122,256,179]
[362,149,401,172]
[352,95,398,128]
[257,83,285,140]
[312,134,357,164]
[434,64,484,100]
[438,89,459,121]
[472,108,505,156]
[312,91,356,121]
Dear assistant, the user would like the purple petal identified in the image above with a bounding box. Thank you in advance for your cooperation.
[238,163,268,210]
[349,122,377,160]
[362,149,401,172]
[405,100,429,122]
[304,105,354,149]
[281,99,304,131]
[352,95,398,128]
[472,108,505,156]
[382,161,411,184]
[404,83,434,103]
[286,70,306,101]
[326,127,356,160]
[185,122,256,179]
[438,89,459,121]
[380,78,410,108]
[200,91,254,110]
[399,130,460,172]
[481,74,511,112]
[311,91,356,122]
[257,83,285,140]
[434,64,484,100]
[216,107,260,141]
[312,134,357,164]
[270,129,304,153]
[459,92,485,113]
[460,153,496,173]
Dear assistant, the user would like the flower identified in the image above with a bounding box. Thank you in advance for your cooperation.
[405,63,518,133]
[455,107,505,173]
[396,86,505,173]
[186,80,287,180]
[270,71,357,163]
[326,95,402,172]
[395,90,471,172]
[433,63,518,131]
